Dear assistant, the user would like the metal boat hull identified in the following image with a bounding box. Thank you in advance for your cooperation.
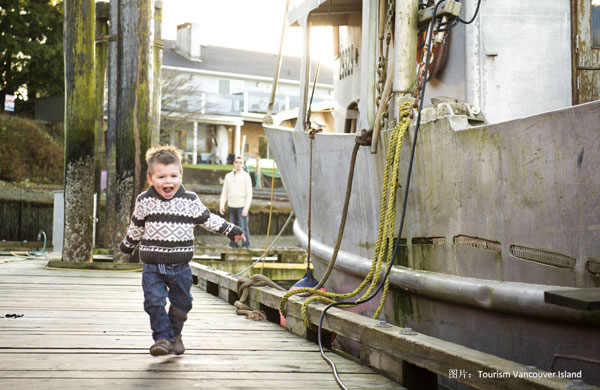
[264,100,600,384]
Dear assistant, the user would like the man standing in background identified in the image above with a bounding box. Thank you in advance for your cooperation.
[220,156,252,248]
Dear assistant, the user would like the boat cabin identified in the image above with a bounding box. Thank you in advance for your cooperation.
[286,0,600,132]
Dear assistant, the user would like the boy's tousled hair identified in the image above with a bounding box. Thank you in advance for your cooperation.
[145,145,182,175]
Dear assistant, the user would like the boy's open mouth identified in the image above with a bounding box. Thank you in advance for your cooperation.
[163,186,174,195]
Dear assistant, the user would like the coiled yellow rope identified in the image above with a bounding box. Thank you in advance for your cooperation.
[280,102,412,328]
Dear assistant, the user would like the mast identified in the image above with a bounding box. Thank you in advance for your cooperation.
[394,0,418,100]
[265,0,291,124]
[358,0,378,131]
[295,15,312,132]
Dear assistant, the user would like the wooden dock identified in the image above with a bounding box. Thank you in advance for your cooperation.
[0,255,403,389]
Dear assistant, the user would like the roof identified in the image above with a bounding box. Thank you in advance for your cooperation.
[162,40,334,85]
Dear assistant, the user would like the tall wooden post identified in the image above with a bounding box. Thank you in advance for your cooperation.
[113,0,153,262]
[94,2,109,249]
[103,0,119,249]
[151,0,163,147]
[63,0,96,262]
[94,2,109,194]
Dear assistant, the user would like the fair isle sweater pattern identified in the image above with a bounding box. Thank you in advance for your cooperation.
[120,185,235,264]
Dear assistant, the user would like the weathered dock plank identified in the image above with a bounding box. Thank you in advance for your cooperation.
[0,256,404,389]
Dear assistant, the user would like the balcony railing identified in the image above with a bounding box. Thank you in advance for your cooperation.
[162,91,318,117]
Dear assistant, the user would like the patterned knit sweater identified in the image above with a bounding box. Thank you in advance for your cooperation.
[120,185,242,264]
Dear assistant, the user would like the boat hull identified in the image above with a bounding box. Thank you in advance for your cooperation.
[264,101,600,384]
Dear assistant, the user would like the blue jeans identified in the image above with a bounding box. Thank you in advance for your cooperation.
[228,207,250,248]
[142,263,193,342]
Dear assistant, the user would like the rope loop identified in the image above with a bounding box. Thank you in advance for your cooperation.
[355,129,373,146]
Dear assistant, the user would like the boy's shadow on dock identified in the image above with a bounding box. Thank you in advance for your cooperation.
[147,356,181,368]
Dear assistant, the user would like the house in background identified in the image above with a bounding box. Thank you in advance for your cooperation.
[161,23,334,165]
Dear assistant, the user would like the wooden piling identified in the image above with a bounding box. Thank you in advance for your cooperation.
[103,0,118,250]
[94,2,109,195]
[151,0,163,147]
[62,0,96,262]
[113,0,153,262]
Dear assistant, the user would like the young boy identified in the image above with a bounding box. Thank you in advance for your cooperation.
[120,145,245,356]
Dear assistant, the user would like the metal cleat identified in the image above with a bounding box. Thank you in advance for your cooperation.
[398,327,417,335]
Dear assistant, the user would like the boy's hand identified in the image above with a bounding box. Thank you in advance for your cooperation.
[219,206,225,215]
[226,225,244,241]
[233,234,246,243]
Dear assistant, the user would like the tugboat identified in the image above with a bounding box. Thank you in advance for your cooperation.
[263,0,600,386]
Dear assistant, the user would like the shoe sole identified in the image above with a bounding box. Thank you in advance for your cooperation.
[150,346,171,356]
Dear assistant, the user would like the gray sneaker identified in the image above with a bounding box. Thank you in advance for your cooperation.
[173,334,185,355]
[150,339,172,356]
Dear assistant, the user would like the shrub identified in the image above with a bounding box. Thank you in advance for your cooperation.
[0,114,64,183]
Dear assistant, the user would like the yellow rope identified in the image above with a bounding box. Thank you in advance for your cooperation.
[259,163,278,274]
[280,102,412,328]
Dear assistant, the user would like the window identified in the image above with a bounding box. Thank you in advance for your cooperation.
[218,79,230,94]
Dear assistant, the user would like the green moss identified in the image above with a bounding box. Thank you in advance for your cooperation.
[390,288,414,326]
[393,239,409,267]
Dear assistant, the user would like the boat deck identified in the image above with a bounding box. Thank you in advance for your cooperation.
[0,255,403,389]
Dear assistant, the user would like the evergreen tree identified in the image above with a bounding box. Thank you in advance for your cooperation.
[0,0,63,115]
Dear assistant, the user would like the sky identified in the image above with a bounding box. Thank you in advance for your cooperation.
[161,0,334,62]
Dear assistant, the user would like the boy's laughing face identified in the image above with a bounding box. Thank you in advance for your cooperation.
[147,162,182,200]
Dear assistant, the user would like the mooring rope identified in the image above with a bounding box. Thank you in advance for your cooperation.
[280,102,412,328]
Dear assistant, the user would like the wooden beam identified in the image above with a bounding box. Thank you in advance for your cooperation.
[544,288,600,311]
[191,263,600,390]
